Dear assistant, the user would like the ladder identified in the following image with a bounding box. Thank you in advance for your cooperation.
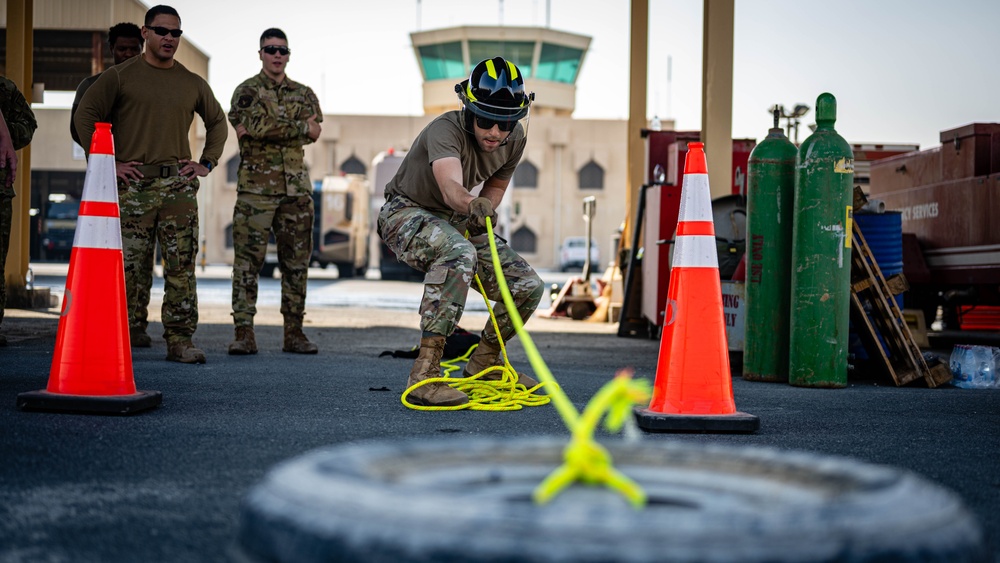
[849,187,951,388]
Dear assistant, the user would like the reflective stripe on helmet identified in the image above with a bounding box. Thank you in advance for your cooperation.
[507,60,518,80]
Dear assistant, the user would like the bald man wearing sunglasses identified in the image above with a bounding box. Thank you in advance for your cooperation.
[74,4,228,364]
[226,28,322,356]
[377,57,544,407]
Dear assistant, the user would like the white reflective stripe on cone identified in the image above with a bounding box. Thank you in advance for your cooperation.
[81,154,119,203]
[678,174,713,222]
[73,216,123,250]
[672,234,719,268]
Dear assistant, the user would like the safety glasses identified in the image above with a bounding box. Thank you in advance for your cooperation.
[262,45,291,56]
[147,26,183,38]
[475,116,516,132]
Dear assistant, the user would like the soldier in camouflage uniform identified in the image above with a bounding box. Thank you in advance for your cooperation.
[227,28,321,355]
[378,57,544,406]
[75,5,228,364]
[0,77,38,347]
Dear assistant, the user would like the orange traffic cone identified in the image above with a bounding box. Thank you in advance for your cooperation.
[17,123,161,414]
[635,142,758,433]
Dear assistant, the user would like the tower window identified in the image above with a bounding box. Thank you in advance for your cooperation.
[418,42,465,80]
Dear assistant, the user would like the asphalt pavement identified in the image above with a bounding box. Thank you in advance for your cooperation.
[1,265,998,562]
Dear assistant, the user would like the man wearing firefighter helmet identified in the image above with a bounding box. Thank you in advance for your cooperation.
[378,57,544,407]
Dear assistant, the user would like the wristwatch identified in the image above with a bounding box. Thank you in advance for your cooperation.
[200,159,214,172]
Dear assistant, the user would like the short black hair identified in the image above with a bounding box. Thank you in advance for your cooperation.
[259,28,287,48]
[144,5,180,27]
[109,22,143,48]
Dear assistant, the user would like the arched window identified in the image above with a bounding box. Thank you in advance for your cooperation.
[578,160,604,190]
[341,155,366,175]
[226,155,241,184]
[513,160,538,189]
[511,225,537,253]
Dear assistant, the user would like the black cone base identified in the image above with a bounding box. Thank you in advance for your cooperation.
[17,390,162,415]
[635,407,760,433]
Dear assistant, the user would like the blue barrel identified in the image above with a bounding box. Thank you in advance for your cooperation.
[850,211,904,361]
[855,211,903,279]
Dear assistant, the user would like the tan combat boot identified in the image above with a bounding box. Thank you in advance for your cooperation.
[166,339,207,364]
[406,335,469,406]
[283,316,318,354]
[463,338,539,388]
[228,326,258,355]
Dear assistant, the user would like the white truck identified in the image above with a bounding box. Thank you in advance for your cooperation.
[370,150,424,281]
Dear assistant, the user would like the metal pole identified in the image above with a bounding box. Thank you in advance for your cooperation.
[582,196,596,281]
[5,0,34,305]
[624,0,648,246]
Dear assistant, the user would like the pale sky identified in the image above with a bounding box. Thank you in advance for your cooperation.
[125,0,1000,150]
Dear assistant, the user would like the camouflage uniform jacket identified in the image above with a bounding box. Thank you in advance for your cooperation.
[229,72,321,197]
[0,77,38,197]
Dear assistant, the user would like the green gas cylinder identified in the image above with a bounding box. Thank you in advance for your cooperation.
[744,109,797,383]
[788,93,854,388]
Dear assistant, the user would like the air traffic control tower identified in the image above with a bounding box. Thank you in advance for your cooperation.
[411,25,591,117]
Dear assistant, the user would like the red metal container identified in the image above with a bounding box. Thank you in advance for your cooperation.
[868,122,1000,326]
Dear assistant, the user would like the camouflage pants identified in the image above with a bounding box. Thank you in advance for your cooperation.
[231,192,313,326]
[0,196,11,328]
[378,195,543,345]
[119,176,200,344]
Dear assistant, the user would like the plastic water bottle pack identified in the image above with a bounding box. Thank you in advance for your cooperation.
[949,344,1000,389]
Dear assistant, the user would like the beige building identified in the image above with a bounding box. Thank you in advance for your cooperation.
[11,2,649,271]
[210,24,641,271]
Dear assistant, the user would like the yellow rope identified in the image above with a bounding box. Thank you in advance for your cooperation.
[400,219,650,507]
[401,230,552,412]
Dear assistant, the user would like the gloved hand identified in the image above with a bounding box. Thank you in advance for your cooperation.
[467,197,497,236]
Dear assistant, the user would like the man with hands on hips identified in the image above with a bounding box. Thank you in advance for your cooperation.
[74,4,228,363]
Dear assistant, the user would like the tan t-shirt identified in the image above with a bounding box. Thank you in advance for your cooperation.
[385,111,525,212]
[74,56,227,167]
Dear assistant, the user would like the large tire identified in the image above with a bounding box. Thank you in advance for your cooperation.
[234,438,985,563]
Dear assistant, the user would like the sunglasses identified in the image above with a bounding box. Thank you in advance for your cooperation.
[262,45,291,56]
[147,26,183,38]
[475,116,516,132]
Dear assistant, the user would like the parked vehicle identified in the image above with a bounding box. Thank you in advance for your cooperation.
[310,174,370,278]
[370,151,423,281]
[559,236,599,272]
[41,194,78,262]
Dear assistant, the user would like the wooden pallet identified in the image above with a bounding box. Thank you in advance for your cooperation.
[850,188,951,388]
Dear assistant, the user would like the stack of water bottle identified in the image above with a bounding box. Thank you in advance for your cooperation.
[949,344,1000,389]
